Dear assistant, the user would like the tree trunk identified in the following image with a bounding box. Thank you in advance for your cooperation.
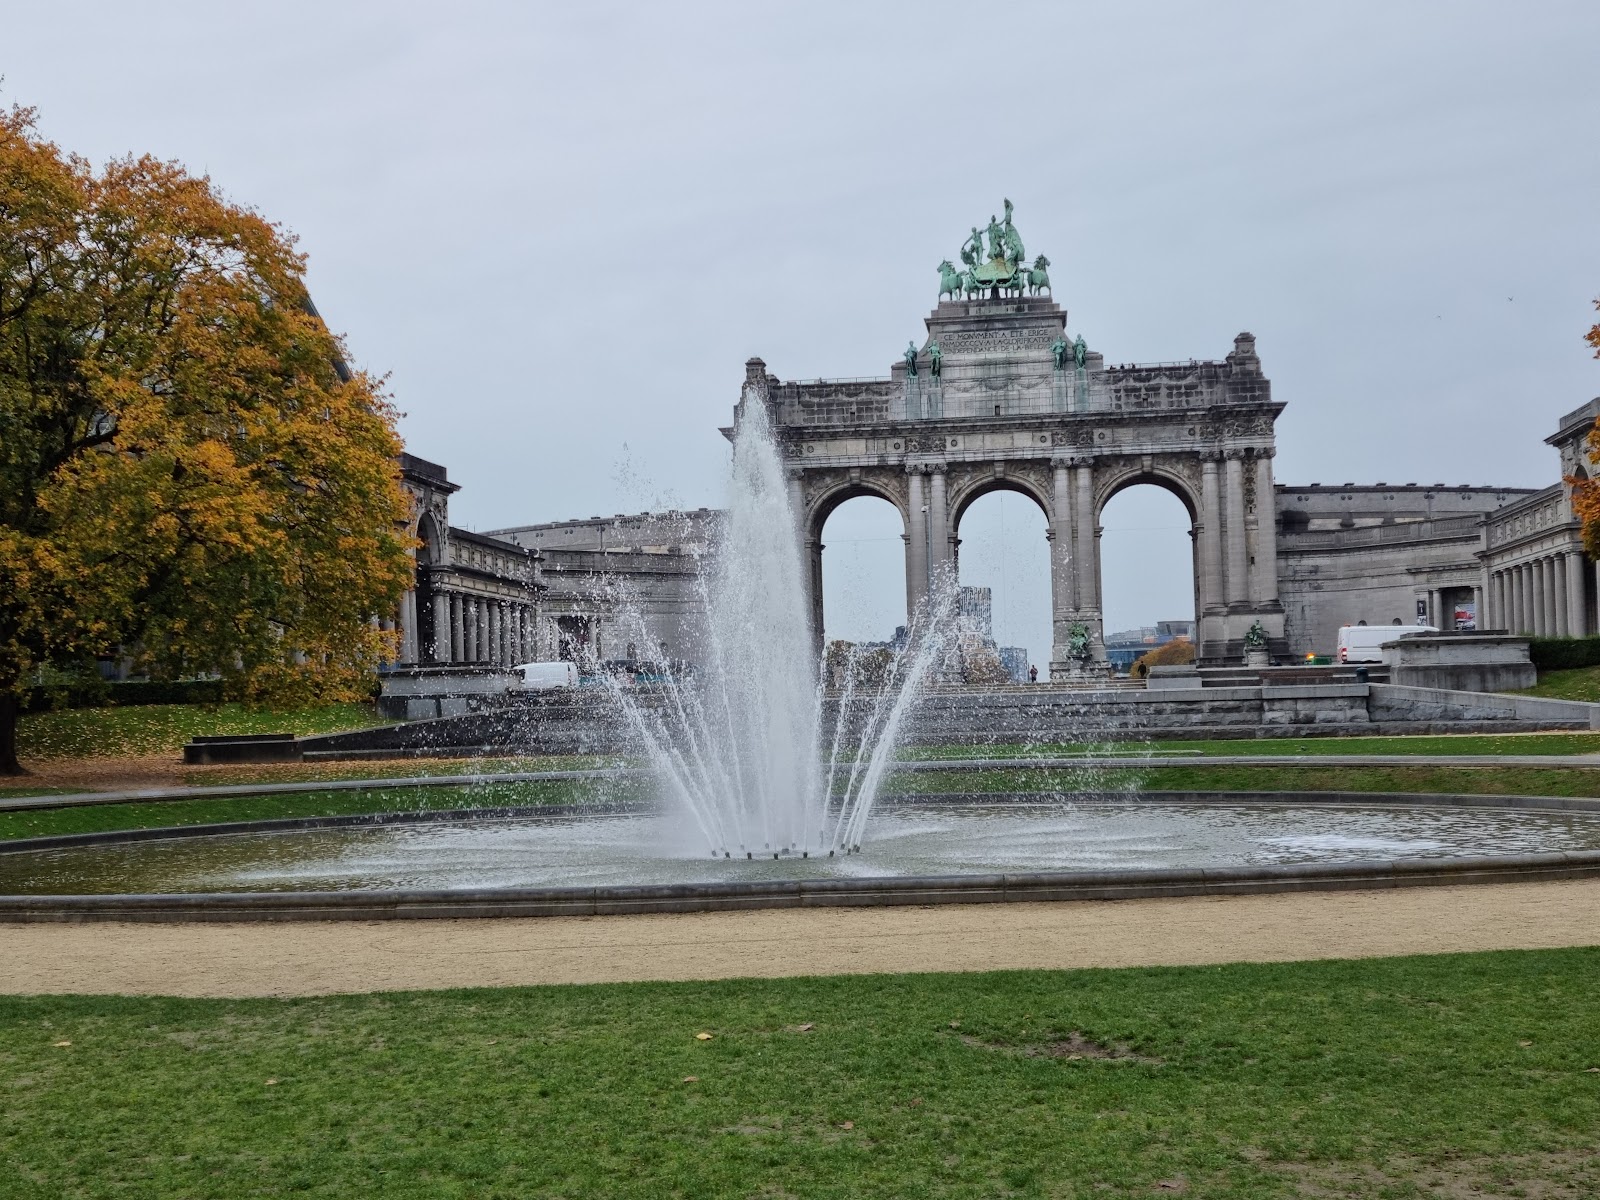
[0,693,23,776]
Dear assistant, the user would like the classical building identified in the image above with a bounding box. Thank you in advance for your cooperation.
[391,202,1597,672]
[391,453,713,669]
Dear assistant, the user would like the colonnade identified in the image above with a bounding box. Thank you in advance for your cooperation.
[424,591,538,666]
[1487,551,1591,638]
[796,445,1280,671]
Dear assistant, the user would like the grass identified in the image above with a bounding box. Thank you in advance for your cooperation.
[885,764,1600,800]
[2,949,1598,1197]
[1517,665,1600,703]
[901,731,1600,759]
[0,777,649,843]
[15,701,385,762]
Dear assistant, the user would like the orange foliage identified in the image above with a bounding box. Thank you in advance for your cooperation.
[0,103,413,765]
[1131,637,1195,676]
[1565,300,1600,560]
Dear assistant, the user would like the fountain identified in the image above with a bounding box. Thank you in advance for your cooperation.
[8,386,1600,914]
[605,388,953,860]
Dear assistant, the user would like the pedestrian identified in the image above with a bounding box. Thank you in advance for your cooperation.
[1028,664,1038,683]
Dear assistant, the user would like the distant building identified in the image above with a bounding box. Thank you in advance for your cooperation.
[957,586,993,637]
[998,646,1029,683]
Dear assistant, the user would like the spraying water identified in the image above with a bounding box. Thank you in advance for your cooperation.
[608,387,952,859]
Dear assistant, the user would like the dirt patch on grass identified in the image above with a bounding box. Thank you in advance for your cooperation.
[957,1030,1164,1064]
[1279,1149,1600,1197]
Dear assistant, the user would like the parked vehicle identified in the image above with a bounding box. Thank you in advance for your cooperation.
[1336,624,1439,664]
[513,661,578,690]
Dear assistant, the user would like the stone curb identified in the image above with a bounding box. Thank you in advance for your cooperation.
[4,849,1599,924]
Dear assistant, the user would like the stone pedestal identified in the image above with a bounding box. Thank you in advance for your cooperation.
[1383,633,1535,692]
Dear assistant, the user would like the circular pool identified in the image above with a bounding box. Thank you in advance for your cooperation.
[6,795,1600,897]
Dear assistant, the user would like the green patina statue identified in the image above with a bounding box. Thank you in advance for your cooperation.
[942,200,1045,299]
[1050,334,1070,371]
[985,213,1004,261]
[1073,333,1087,368]
[937,260,964,302]
[1244,620,1268,649]
[961,228,983,269]
[928,339,942,377]
[1067,622,1091,660]
[904,340,919,377]
[1002,198,1025,262]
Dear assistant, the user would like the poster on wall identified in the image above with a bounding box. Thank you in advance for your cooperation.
[1453,600,1477,631]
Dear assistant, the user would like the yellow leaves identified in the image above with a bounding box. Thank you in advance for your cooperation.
[0,102,412,708]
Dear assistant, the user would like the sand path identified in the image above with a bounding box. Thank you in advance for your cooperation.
[4,879,1599,997]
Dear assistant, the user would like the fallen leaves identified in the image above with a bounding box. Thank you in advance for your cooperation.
[264,1078,279,1086]
[839,1120,854,1130]
[52,1040,71,1048]
[682,1076,699,1083]
[695,1032,713,1041]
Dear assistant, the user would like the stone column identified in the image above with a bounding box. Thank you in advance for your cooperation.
[485,602,497,665]
[1426,589,1441,629]
[1250,450,1280,607]
[1223,451,1249,608]
[1050,456,1074,602]
[1198,455,1225,614]
[1491,573,1504,631]
[1544,557,1559,636]
[806,538,824,647]
[431,592,449,663]
[471,599,484,662]
[1074,462,1098,613]
[1567,552,1589,637]
[1518,565,1532,634]
[1471,585,1483,632]
[1556,555,1572,638]
[906,467,928,617]
[928,466,950,589]
[1532,561,1548,636]
[450,595,464,663]
[398,589,416,663]
[787,471,813,646]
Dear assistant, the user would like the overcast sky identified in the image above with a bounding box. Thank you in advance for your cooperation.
[9,2,1598,663]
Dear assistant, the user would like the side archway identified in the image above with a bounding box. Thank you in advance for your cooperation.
[1094,473,1200,672]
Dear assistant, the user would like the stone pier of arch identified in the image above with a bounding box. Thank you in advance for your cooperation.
[746,294,1286,674]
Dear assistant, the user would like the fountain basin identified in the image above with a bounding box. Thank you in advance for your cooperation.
[4,792,1600,922]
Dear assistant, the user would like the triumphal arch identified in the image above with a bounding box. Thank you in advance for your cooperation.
[737,201,1286,675]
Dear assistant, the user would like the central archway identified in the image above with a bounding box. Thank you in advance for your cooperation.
[1096,475,1199,674]
[950,480,1053,682]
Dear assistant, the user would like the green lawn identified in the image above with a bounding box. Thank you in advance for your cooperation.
[2,949,1598,1198]
[0,777,649,843]
[883,764,1600,800]
[902,731,1600,759]
[1517,665,1600,703]
[16,702,386,762]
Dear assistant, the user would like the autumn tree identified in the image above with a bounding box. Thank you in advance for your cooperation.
[1564,299,1600,561]
[1130,637,1195,677]
[0,104,414,773]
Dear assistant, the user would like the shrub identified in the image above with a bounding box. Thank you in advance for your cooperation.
[22,678,225,714]
[1528,637,1600,671]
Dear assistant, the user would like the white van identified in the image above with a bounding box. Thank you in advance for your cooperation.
[1336,624,1438,664]
[513,661,578,690]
